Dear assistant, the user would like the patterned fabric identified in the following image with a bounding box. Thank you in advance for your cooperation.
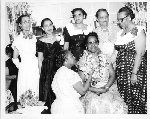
[36,40,62,109]
[78,50,128,114]
[5,90,14,107]
[51,66,84,114]
[115,26,147,114]
[78,50,110,87]
[94,23,119,59]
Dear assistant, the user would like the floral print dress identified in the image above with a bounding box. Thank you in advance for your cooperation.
[6,90,14,107]
[78,50,128,114]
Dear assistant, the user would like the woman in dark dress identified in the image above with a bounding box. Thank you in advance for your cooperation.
[37,18,62,112]
[63,8,93,72]
[115,6,147,114]
[5,44,18,102]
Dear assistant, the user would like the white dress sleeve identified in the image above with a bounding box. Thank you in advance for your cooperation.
[68,72,82,86]
[11,36,20,50]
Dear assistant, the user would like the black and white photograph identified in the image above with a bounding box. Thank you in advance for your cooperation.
[1,0,149,119]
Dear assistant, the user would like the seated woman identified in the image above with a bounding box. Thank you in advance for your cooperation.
[51,50,94,114]
[78,32,128,114]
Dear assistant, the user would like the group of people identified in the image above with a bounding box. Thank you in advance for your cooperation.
[5,6,147,114]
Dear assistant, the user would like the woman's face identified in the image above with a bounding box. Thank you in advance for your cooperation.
[66,51,76,66]
[87,36,99,53]
[97,11,109,26]
[20,16,31,31]
[117,11,128,29]
[73,10,84,24]
[43,20,53,35]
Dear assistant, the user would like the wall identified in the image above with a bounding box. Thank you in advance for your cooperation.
[29,2,125,28]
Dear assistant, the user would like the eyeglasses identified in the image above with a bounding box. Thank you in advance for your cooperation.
[98,16,109,21]
[21,20,31,24]
[87,41,98,45]
[117,15,128,23]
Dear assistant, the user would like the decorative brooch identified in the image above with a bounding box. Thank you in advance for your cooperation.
[130,27,138,36]
[23,32,33,39]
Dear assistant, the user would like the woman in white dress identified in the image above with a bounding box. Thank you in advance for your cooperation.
[93,8,120,62]
[51,50,94,114]
[78,32,128,114]
[12,15,39,101]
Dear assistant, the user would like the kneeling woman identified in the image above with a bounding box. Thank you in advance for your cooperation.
[78,32,128,114]
[51,50,94,114]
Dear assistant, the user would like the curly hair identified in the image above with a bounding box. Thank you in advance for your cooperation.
[95,8,109,18]
[71,8,87,19]
[83,32,99,47]
[5,44,13,58]
[41,18,53,28]
[16,14,30,25]
[54,50,69,71]
[118,6,135,20]
[40,18,56,34]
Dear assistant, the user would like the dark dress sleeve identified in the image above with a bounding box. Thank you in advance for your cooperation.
[36,40,44,52]
[63,27,71,42]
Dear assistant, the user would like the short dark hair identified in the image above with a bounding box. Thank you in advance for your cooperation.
[41,18,53,28]
[16,14,30,33]
[95,8,109,18]
[71,8,87,19]
[54,50,69,70]
[84,32,99,46]
[5,44,13,58]
[40,18,56,33]
[118,6,135,20]
[16,14,30,25]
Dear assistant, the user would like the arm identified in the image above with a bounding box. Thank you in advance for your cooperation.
[131,29,146,84]
[63,42,69,50]
[79,70,107,94]
[6,67,16,80]
[111,49,118,69]
[38,52,44,74]
[88,63,115,95]
[132,30,146,74]
[73,70,94,95]
[12,47,19,68]
[88,87,106,94]
[103,63,115,90]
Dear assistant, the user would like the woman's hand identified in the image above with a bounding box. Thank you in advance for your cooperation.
[96,87,107,96]
[12,75,16,79]
[130,74,138,85]
[89,68,95,76]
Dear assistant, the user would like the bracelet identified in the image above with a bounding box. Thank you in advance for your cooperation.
[132,72,137,75]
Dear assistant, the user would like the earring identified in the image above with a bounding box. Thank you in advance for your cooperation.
[64,61,67,65]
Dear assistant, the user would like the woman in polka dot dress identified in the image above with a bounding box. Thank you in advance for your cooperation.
[115,6,147,114]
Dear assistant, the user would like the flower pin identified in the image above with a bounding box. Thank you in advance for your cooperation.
[23,32,33,39]
[130,27,138,36]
